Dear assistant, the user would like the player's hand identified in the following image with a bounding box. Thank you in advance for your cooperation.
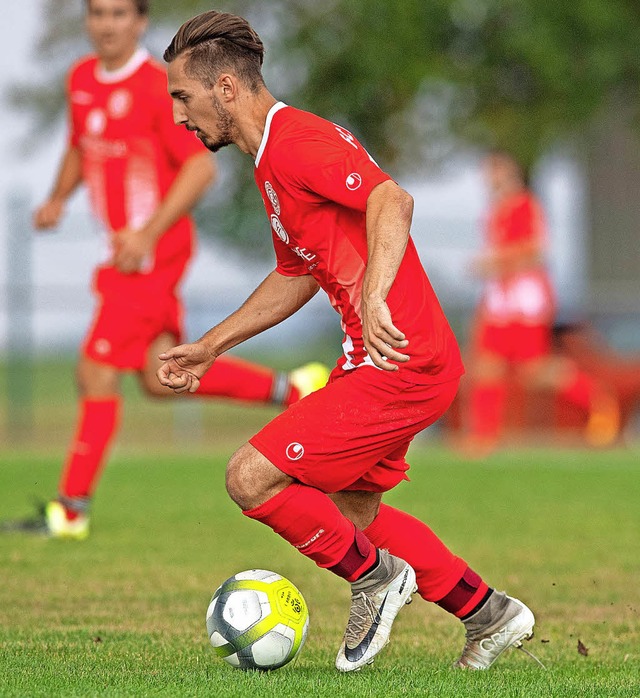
[361,295,410,371]
[33,198,65,230]
[157,342,217,394]
[112,227,154,274]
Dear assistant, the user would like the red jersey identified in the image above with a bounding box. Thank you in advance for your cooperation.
[67,48,205,271]
[481,191,554,325]
[254,103,463,384]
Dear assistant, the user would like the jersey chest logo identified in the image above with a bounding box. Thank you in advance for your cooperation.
[108,89,132,119]
[86,108,107,136]
[264,180,281,215]
[270,214,289,243]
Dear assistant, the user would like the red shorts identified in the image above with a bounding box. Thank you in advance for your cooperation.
[250,367,459,494]
[477,322,551,363]
[82,266,185,371]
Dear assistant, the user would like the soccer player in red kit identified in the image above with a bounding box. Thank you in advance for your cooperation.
[158,11,539,672]
[463,151,614,453]
[16,0,327,540]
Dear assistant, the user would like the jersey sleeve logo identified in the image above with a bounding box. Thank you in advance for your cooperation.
[270,214,289,243]
[346,173,362,191]
[71,90,93,105]
[264,181,281,215]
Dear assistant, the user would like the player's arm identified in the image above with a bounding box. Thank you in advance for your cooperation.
[32,146,83,230]
[113,151,215,273]
[473,239,543,278]
[157,271,320,394]
[361,179,412,371]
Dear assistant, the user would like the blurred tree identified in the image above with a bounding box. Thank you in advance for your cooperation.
[11,0,640,255]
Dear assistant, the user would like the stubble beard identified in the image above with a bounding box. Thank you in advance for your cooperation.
[202,96,236,153]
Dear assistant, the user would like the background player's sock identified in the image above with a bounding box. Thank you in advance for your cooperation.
[58,397,121,520]
[244,483,377,582]
[196,354,295,405]
[467,381,507,445]
[363,503,487,614]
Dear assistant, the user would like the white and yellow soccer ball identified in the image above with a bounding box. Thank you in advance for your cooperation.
[206,569,309,670]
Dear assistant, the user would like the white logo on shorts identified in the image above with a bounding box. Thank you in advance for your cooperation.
[286,442,305,460]
[93,338,111,356]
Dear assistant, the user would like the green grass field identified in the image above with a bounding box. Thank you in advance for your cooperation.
[1,441,638,697]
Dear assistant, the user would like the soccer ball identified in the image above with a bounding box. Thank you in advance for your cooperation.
[205,569,309,670]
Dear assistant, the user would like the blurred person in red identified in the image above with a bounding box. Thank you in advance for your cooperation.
[9,0,327,540]
[462,150,617,455]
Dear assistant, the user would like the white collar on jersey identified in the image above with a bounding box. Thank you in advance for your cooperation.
[255,101,288,166]
[95,47,150,84]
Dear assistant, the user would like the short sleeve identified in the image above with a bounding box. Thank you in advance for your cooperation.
[273,234,308,277]
[281,127,392,211]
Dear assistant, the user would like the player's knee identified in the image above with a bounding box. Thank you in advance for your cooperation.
[226,444,290,511]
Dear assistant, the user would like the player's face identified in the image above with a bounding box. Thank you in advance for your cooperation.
[86,0,147,69]
[483,155,513,196]
[168,56,238,153]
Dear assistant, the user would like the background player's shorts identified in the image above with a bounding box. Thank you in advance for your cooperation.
[82,266,184,371]
[250,366,459,494]
[477,321,551,363]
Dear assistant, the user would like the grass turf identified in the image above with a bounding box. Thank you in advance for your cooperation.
[0,446,638,697]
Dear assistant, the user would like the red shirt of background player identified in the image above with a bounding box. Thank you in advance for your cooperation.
[480,190,555,329]
[68,48,204,274]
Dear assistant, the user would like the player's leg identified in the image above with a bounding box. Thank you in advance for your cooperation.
[520,354,620,448]
[463,348,509,455]
[226,445,416,673]
[47,354,122,539]
[140,332,329,405]
[331,487,536,669]
[325,372,537,670]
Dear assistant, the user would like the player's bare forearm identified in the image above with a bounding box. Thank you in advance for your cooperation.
[199,271,320,356]
[362,180,413,370]
[157,272,319,393]
[138,151,215,244]
[33,146,83,230]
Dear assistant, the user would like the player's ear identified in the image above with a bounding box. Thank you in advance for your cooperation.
[218,74,237,103]
[136,13,149,38]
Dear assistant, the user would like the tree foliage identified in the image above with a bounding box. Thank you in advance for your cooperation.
[13,0,640,253]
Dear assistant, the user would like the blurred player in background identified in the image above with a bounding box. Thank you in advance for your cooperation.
[8,0,327,540]
[157,10,542,673]
[462,150,618,455]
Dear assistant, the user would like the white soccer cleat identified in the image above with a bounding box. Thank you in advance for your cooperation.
[454,592,537,670]
[45,500,90,541]
[336,550,417,672]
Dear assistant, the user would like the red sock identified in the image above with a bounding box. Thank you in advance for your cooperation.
[468,381,507,441]
[196,355,297,405]
[59,397,121,516]
[244,483,377,582]
[364,503,488,616]
[557,371,594,412]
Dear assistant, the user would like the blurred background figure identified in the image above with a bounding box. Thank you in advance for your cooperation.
[5,0,328,540]
[458,150,619,456]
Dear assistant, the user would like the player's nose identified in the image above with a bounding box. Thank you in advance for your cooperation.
[172,102,187,126]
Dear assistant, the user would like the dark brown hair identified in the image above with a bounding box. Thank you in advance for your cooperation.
[85,0,149,15]
[163,11,265,92]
